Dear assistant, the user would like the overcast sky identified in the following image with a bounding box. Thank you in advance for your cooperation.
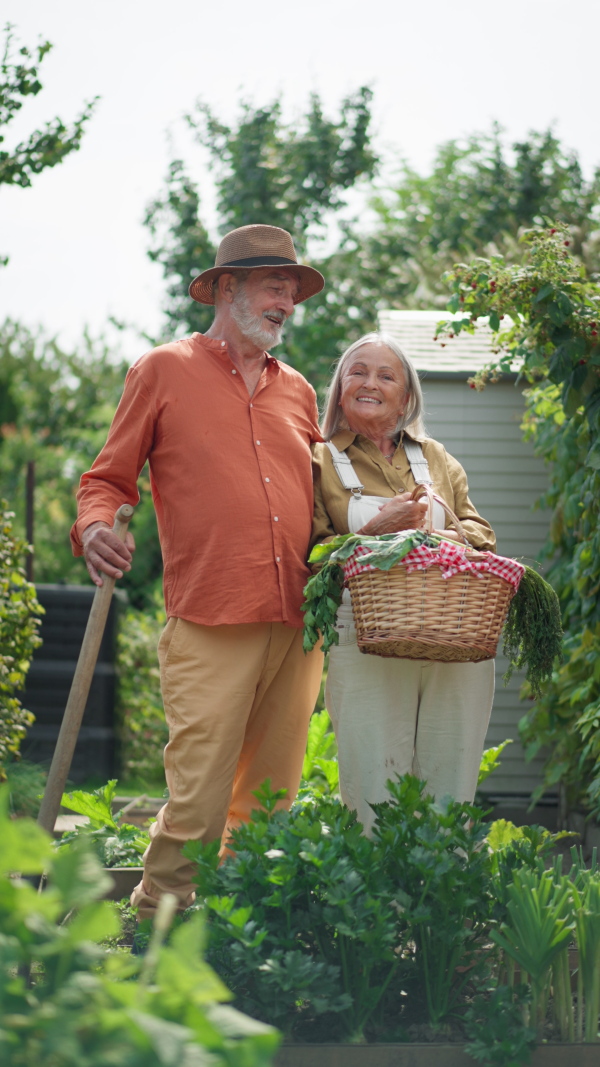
[2,0,599,357]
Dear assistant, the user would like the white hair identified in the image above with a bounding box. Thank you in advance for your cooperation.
[321,332,426,440]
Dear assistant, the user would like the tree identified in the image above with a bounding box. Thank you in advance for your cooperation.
[145,120,600,393]
[144,88,377,347]
[0,24,96,191]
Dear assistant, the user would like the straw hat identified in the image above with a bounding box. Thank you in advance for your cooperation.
[188,224,325,305]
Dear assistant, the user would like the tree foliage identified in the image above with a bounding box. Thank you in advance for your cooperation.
[0,321,161,607]
[439,225,600,815]
[145,121,600,392]
[0,24,96,262]
[144,88,377,353]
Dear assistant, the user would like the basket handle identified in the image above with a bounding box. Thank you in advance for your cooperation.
[411,483,469,545]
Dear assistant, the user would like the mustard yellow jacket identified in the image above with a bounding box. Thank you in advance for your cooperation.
[310,429,496,554]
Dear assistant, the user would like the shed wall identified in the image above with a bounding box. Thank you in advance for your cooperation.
[420,378,552,795]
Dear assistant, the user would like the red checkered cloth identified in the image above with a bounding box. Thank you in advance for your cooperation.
[343,539,525,591]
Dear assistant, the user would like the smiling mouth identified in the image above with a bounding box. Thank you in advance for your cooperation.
[356,396,381,404]
[265,314,284,327]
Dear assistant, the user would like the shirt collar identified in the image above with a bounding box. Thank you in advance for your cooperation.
[330,425,426,452]
[194,333,280,372]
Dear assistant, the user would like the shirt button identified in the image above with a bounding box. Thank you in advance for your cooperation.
[231,368,236,374]
[273,516,279,522]
[221,341,226,347]
[256,440,261,445]
[276,556,281,562]
[265,477,270,482]
[250,403,253,408]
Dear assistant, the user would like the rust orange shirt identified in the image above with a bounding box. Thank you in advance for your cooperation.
[70,333,321,628]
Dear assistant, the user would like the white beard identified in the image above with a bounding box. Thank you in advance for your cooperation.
[230,287,285,349]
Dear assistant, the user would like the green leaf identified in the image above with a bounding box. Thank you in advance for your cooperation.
[486,818,525,851]
[302,709,335,779]
[49,835,114,908]
[533,283,554,303]
[477,739,513,785]
[63,900,121,944]
[60,780,119,829]
[585,440,600,469]
[0,785,53,875]
[156,912,232,1003]
[489,311,500,331]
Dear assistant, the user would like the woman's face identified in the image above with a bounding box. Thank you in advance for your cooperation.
[339,343,408,433]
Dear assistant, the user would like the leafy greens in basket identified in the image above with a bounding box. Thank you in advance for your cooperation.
[302,532,562,695]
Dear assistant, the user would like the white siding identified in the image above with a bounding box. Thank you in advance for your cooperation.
[420,379,553,795]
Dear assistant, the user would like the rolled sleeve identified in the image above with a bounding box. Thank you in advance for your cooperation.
[70,366,154,555]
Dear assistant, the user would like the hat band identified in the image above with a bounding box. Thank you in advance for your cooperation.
[219,255,298,268]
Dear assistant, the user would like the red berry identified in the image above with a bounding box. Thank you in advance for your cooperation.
[579,359,586,365]
[469,382,476,389]
[433,336,438,341]
[471,283,477,289]
[531,287,537,293]
[564,241,570,246]
[550,228,556,234]
[449,333,454,338]
[441,343,446,348]
[592,331,598,337]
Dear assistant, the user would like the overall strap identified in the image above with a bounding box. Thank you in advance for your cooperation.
[325,441,364,496]
[403,440,433,485]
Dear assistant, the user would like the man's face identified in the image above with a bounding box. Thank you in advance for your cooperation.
[230,269,300,349]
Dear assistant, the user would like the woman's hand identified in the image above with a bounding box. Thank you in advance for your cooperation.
[357,492,428,536]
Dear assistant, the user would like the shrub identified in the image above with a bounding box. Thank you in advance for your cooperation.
[184,776,498,1041]
[117,594,167,786]
[0,784,279,1067]
[0,500,42,778]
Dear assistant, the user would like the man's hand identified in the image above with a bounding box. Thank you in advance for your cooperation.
[81,521,135,587]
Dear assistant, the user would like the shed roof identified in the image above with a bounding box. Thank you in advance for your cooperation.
[377,310,516,378]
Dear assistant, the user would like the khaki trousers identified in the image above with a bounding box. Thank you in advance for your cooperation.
[131,618,323,919]
[326,595,494,834]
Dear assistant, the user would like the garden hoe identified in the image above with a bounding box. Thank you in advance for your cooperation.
[37,503,135,835]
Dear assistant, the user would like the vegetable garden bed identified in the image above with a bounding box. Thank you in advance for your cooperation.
[274,1044,600,1066]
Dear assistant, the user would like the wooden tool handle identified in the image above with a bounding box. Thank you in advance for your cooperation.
[37,503,135,835]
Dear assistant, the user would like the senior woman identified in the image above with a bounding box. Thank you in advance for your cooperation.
[311,332,497,832]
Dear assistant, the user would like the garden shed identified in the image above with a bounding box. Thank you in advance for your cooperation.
[377,309,552,802]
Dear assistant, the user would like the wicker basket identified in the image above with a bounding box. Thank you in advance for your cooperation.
[347,486,516,663]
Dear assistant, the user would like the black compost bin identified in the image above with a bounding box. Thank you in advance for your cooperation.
[20,584,126,783]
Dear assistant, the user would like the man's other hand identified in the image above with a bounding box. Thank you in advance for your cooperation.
[81,521,135,587]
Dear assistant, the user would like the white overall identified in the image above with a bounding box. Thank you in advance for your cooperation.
[324,441,495,833]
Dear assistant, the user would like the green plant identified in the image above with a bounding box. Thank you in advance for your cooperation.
[370,776,494,1028]
[465,984,537,1067]
[439,225,600,815]
[299,708,339,796]
[0,784,279,1066]
[117,594,167,785]
[185,780,400,1041]
[0,501,42,777]
[478,740,513,786]
[502,566,563,698]
[5,756,46,816]
[491,867,575,1035]
[58,779,151,867]
[185,775,505,1038]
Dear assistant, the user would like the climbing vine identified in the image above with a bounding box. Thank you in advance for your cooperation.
[439,225,600,815]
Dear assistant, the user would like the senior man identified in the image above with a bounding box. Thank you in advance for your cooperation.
[70,224,325,919]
